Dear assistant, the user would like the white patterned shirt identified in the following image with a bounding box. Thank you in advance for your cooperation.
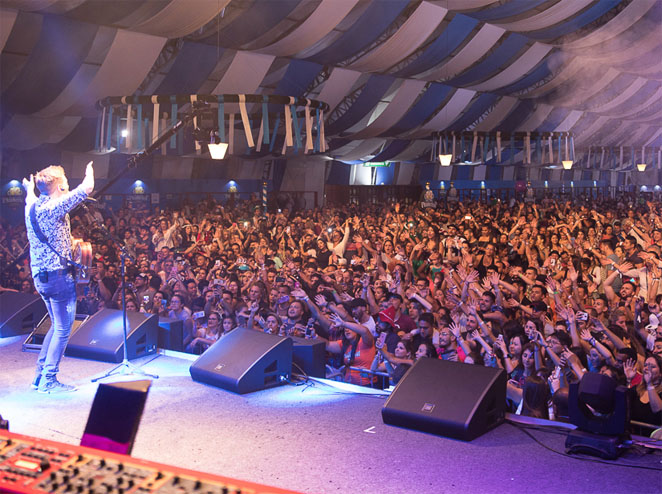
[25,184,88,276]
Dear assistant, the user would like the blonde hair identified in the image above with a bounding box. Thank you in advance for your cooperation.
[35,165,66,195]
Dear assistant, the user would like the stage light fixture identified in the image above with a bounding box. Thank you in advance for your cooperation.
[565,372,630,460]
[208,142,228,160]
[562,160,573,170]
[439,154,452,167]
[637,163,647,172]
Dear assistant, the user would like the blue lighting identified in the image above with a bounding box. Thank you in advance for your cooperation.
[8,180,20,187]
[134,180,144,186]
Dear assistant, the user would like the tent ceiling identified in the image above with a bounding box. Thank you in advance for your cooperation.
[0,0,660,162]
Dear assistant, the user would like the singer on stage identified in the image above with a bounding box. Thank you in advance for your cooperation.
[24,162,94,394]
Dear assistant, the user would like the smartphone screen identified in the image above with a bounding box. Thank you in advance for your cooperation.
[378,332,387,346]
[432,329,440,346]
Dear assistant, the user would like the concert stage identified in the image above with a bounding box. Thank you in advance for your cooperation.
[0,335,659,494]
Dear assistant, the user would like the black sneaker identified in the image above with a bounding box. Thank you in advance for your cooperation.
[37,380,77,394]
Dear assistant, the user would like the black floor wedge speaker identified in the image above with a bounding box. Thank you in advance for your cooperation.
[382,358,506,441]
[157,316,184,351]
[290,335,326,378]
[65,308,158,363]
[0,292,47,337]
[189,329,292,394]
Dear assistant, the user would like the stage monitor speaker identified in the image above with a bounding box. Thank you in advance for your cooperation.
[80,380,151,455]
[0,292,47,338]
[65,308,158,363]
[290,335,326,378]
[190,329,292,394]
[22,313,89,352]
[157,317,184,351]
[382,358,506,441]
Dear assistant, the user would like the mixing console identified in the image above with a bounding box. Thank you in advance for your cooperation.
[0,430,299,494]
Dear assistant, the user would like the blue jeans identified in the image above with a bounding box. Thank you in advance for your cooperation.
[34,271,77,381]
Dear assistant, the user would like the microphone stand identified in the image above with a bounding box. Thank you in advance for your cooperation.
[88,202,158,382]
[87,103,206,382]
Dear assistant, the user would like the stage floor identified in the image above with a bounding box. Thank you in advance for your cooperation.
[0,335,660,494]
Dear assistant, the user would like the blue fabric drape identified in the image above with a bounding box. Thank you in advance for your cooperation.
[528,0,621,40]
[211,0,301,48]
[155,41,220,95]
[536,107,571,133]
[326,75,394,135]
[66,0,168,26]
[449,93,499,132]
[499,61,552,94]
[496,100,535,133]
[273,59,323,99]
[384,83,452,136]
[371,140,410,162]
[2,14,99,114]
[394,14,479,78]
[447,34,528,87]
[311,0,409,65]
[468,0,549,20]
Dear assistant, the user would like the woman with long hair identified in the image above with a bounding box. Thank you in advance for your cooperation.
[625,354,662,425]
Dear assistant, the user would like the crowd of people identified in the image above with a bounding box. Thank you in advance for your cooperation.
[2,190,661,430]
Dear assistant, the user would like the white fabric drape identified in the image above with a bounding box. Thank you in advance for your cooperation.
[474,96,518,131]
[574,116,609,145]
[607,88,662,119]
[517,104,553,132]
[424,23,505,81]
[469,43,553,92]
[496,0,594,32]
[0,8,18,52]
[39,0,88,14]
[336,139,386,161]
[562,0,658,50]
[317,68,362,113]
[408,88,476,138]
[525,57,583,97]
[645,129,662,146]
[579,28,660,65]
[0,114,80,150]
[555,68,619,107]
[587,78,648,113]
[430,0,499,9]
[390,140,431,161]
[33,25,117,117]
[211,51,275,95]
[1,0,59,11]
[555,110,583,132]
[629,106,662,123]
[260,0,359,57]
[348,2,447,73]
[349,79,426,139]
[66,30,167,117]
[132,0,230,38]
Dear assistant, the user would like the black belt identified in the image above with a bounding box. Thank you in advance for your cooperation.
[37,266,74,282]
